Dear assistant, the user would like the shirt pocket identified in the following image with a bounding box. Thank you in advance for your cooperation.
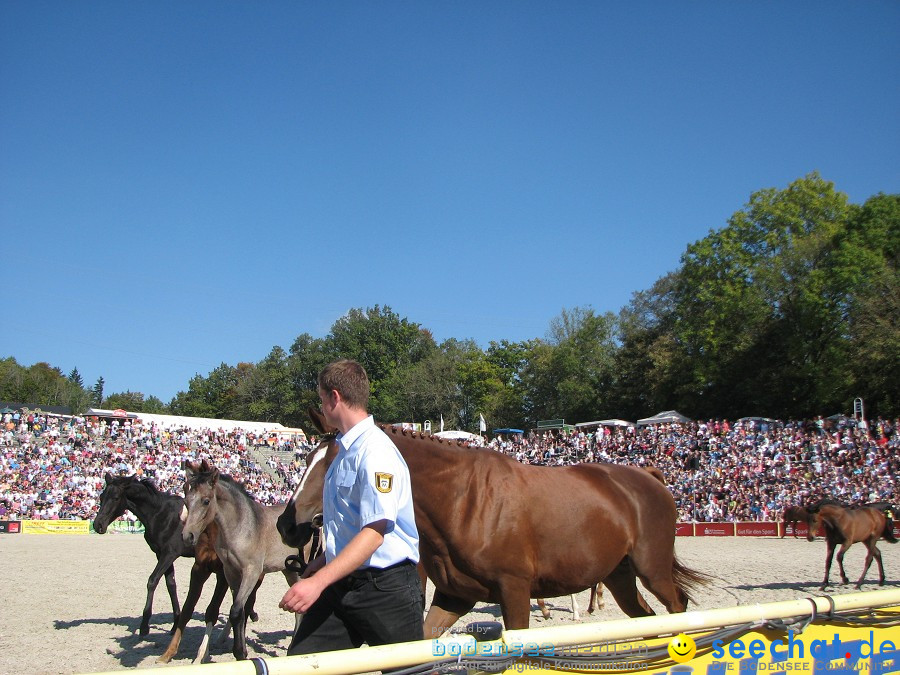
[335,468,356,490]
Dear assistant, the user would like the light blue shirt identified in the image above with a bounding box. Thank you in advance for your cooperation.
[323,416,420,568]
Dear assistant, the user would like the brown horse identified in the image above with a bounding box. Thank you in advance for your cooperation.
[806,503,898,590]
[780,505,809,538]
[277,409,706,636]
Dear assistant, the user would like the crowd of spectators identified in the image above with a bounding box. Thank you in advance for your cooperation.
[0,411,308,521]
[488,416,899,521]
[1,409,897,524]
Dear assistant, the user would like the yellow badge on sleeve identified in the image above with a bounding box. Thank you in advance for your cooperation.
[375,472,394,493]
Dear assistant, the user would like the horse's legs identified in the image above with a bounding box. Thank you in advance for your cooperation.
[163,563,181,633]
[193,570,230,663]
[820,540,837,590]
[140,554,180,635]
[570,594,580,621]
[424,590,476,638]
[158,562,212,663]
[602,564,655,618]
[854,541,882,589]
[497,578,533,630]
[588,583,604,613]
[228,572,263,661]
[536,598,550,620]
[835,543,851,585]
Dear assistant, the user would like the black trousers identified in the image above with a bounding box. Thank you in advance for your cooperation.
[287,560,424,656]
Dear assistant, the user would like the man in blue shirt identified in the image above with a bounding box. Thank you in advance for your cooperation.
[280,359,423,655]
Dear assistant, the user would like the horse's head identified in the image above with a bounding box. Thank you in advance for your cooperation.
[182,459,219,547]
[805,509,821,541]
[276,408,336,549]
[93,473,135,534]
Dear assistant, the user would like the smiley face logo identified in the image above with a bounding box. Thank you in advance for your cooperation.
[668,633,696,662]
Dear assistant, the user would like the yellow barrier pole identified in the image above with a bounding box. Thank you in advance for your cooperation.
[503,588,900,651]
[84,632,478,675]
[82,588,900,675]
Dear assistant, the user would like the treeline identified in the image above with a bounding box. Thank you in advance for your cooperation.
[3,174,897,430]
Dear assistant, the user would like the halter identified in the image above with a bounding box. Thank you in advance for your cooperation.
[283,434,335,575]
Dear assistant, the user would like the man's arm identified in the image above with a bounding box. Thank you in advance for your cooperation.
[279,519,388,614]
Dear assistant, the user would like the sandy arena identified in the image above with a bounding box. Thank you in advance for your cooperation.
[1,533,899,674]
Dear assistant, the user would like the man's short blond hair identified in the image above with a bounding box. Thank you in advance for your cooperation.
[318,359,370,410]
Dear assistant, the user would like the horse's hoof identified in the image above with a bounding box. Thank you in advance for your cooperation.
[139,626,150,636]
[249,611,259,622]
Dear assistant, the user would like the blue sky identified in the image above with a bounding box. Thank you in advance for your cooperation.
[1,2,897,403]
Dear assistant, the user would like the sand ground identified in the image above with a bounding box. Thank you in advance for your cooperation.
[1,533,899,674]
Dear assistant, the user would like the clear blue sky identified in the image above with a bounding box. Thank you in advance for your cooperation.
[1,2,897,403]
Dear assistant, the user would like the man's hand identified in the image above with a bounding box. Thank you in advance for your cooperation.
[279,576,326,614]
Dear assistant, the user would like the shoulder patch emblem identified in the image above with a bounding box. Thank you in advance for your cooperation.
[375,472,394,493]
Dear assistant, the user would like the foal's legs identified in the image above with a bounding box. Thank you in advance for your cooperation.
[854,540,884,589]
[588,583,604,613]
[835,543,852,585]
[157,561,214,663]
[819,540,838,590]
[141,552,181,635]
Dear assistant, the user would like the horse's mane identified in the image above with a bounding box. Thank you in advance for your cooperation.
[806,497,847,513]
[109,473,162,495]
[378,424,484,451]
[187,463,255,502]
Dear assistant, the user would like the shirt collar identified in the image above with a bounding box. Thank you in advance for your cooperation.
[336,415,375,454]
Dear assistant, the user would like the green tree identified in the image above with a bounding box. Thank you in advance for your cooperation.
[67,368,84,388]
[326,305,436,420]
[671,173,854,417]
[91,377,105,407]
[104,391,147,412]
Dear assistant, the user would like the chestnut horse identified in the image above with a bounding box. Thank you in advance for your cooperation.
[277,409,706,636]
[780,505,809,538]
[806,503,898,590]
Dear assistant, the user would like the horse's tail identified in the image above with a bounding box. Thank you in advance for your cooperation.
[672,557,711,605]
[882,510,898,543]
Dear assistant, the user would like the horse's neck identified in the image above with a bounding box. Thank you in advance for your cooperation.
[392,433,474,514]
[125,485,178,534]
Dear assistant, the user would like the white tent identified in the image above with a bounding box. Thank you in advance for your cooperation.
[434,430,484,445]
[636,410,692,427]
[576,419,635,428]
[86,409,286,435]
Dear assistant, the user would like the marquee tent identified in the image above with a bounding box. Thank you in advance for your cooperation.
[575,419,635,428]
[636,410,692,426]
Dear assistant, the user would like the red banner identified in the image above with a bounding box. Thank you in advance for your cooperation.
[674,523,694,537]
[694,522,735,536]
[735,522,778,537]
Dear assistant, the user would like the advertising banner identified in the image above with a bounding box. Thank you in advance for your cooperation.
[675,523,695,537]
[21,520,91,535]
[735,522,779,537]
[0,521,21,534]
[487,615,900,675]
[695,522,736,537]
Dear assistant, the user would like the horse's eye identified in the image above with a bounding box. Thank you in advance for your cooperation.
[203,498,211,506]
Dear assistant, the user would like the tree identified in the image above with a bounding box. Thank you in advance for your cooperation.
[670,173,854,417]
[92,377,105,408]
[326,305,436,420]
[67,368,84,388]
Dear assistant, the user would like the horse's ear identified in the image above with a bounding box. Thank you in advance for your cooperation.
[104,472,113,484]
[183,460,196,479]
[308,407,337,436]
[209,467,220,485]
[199,458,211,472]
